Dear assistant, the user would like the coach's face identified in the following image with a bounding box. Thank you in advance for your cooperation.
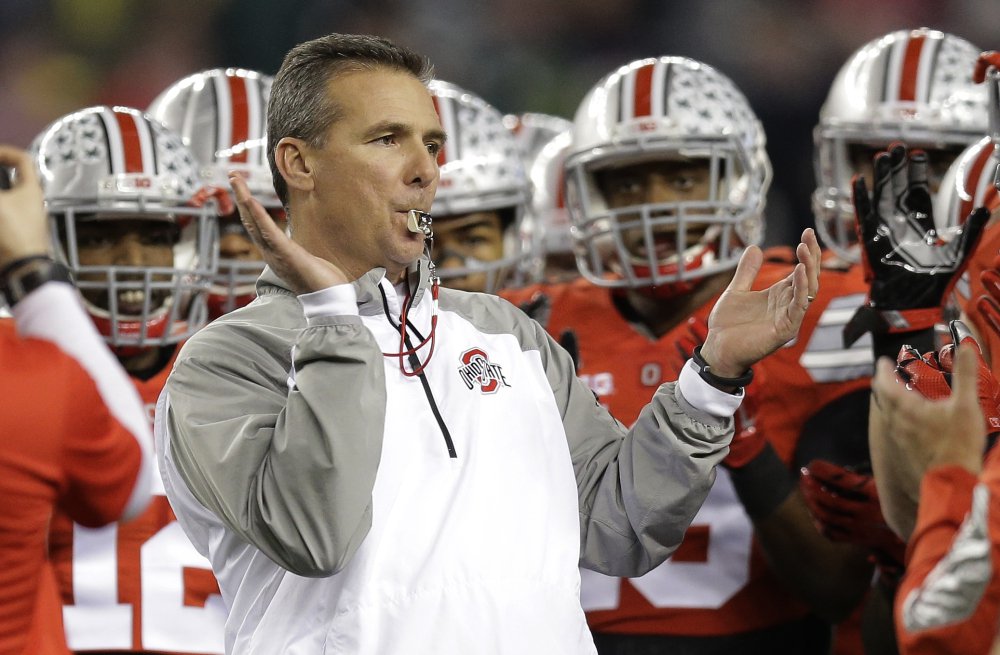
[293,68,445,282]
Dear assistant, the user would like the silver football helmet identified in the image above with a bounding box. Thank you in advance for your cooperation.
[32,106,218,348]
[429,80,532,292]
[564,56,771,294]
[504,112,574,166]
[528,130,575,272]
[148,67,276,317]
[814,28,988,261]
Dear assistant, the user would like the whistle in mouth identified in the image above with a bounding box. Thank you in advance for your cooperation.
[407,210,433,237]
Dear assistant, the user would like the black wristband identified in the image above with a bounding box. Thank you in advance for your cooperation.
[727,442,795,520]
[0,256,73,307]
[691,345,754,389]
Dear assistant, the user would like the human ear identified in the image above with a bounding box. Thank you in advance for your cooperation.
[275,137,314,193]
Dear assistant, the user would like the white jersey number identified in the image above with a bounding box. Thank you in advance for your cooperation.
[580,469,753,610]
[62,494,226,654]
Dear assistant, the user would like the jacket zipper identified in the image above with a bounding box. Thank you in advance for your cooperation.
[379,286,457,458]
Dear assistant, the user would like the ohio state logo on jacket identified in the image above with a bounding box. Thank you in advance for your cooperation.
[458,348,511,393]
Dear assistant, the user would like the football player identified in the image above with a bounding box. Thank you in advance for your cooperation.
[505,112,578,282]
[0,144,153,655]
[33,106,227,654]
[148,67,285,319]
[426,80,534,294]
[803,30,992,654]
[813,28,990,265]
[502,55,869,653]
[864,53,1000,654]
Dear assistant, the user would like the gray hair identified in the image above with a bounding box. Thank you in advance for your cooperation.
[267,33,434,206]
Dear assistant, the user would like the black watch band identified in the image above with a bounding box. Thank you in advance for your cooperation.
[0,255,73,307]
[691,345,754,388]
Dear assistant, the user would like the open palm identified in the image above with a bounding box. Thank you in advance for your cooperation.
[700,228,821,378]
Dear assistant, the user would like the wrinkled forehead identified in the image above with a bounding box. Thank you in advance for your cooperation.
[328,68,442,134]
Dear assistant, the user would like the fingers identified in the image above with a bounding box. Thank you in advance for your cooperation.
[949,319,979,352]
[958,207,990,263]
[887,143,908,212]
[975,292,1000,337]
[950,343,982,414]
[728,244,763,293]
[973,51,1000,84]
[984,263,1000,301]
[796,227,821,299]
[904,150,934,232]
[789,261,810,313]
[872,357,905,409]
[229,172,274,251]
[851,174,873,241]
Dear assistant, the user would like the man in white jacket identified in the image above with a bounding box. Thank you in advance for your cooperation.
[156,32,822,654]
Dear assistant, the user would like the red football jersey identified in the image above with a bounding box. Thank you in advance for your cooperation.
[895,447,1000,655]
[502,256,873,636]
[0,321,142,655]
[49,346,226,654]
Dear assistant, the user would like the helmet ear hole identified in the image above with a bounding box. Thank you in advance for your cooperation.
[564,56,770,292]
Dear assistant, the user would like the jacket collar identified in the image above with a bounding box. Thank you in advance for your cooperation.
[256,256,433,315]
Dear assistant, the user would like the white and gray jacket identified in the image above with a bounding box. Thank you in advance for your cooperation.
[155,261,738,654]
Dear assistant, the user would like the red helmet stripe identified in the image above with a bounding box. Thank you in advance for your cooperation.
[556,167,566,209]
[227,75,250,163]
[899,34,926,102]
[960,144,995,221]
[113,111,145,173]
[633,63,655,118]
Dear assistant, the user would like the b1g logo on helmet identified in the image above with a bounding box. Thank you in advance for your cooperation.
[458,347,511,394]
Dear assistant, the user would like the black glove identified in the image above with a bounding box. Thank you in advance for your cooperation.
[843,143,988,349]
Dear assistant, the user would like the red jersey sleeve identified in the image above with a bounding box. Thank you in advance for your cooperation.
[57,351,145,528]
[895,450,1000,655]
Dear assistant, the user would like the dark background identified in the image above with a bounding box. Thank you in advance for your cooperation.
[2,0,997,246]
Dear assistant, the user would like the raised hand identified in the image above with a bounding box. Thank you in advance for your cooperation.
[229,173,346,294]
[0,145,50,268]
[844,143,988,346]
[699,228,821,378]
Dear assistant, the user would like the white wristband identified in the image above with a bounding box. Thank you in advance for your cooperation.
[678,358,744,418]
[298,284,358,323]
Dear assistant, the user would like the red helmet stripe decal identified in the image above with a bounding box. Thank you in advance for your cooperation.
[899,34,926,102]
[556,167,566,209]
[633,63,655,118]
[960,143,995,221]
[227,75,250,163]
[113,111,145,173]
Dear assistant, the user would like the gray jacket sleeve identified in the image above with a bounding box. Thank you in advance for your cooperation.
[162,294,386,577]
[506,303,733,577]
